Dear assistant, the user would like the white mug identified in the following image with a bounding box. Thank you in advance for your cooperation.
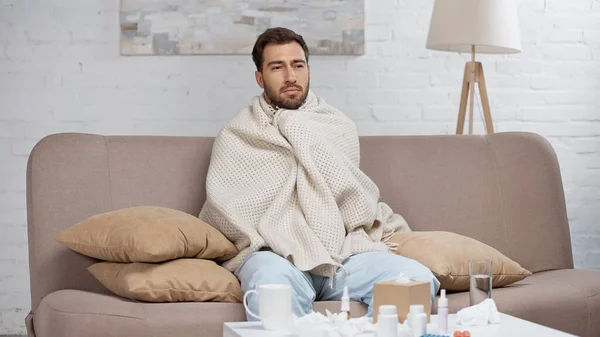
[243,284,293,331]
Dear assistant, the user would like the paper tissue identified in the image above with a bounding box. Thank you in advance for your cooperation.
[372,273,432,324]
[289,310,414,337]
[456,298,501,326]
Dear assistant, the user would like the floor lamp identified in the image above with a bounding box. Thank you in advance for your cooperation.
[425,0,521,135]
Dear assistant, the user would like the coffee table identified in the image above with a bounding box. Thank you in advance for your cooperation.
[223,313,577,337]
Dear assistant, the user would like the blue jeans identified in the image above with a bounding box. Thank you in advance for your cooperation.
[234,251,440,320]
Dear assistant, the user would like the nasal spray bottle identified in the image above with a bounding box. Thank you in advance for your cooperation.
[341,286,351,320]
[438,289,449,335]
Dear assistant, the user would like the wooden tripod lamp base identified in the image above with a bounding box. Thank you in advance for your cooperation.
[457,46,494,135]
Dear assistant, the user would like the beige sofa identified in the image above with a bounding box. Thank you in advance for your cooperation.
[25,132,599,337]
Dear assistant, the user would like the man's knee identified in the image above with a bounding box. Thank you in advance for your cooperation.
[395,256,440,299]
[366,252,440,295]
[236,251,303,288]
[236,251,315,319]
[410,262,440,295]
[236,251,317,302]
[406,259,437,283]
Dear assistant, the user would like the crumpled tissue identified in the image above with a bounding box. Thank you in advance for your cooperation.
[395,272,413,284]
[456,298,501,327]
[289,310,413,337]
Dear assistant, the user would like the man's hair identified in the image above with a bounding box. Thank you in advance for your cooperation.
[252,27,309,72]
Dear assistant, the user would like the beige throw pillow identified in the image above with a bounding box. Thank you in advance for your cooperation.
[88,259,243,303]
[55,206,238,263]
[389,231,532,291]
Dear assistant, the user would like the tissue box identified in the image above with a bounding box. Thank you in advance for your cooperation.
[372,280,431,324]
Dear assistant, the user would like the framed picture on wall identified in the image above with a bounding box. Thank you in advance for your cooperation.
[120,0,365,56]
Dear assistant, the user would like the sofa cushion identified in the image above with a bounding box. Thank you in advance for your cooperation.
[33,289,246,337]
[32,290,368,337]
[88,259,243,303]
[389,231,532,291]
[436,269,600,337]
[32,269,600,337]
[55,206,238,263]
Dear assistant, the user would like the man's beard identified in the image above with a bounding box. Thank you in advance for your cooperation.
[264,81,309,110]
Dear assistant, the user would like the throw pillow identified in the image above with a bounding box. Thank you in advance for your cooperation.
[88,258,243,303]
[388,231,532,291]
[55,206,238,263]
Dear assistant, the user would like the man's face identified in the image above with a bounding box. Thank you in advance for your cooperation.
[255,42,309,110]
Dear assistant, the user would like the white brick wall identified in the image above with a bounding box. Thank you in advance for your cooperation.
[0,0,599,334]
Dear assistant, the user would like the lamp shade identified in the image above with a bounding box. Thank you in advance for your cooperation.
[426,0,521,54]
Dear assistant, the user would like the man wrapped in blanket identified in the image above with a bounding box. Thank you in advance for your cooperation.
[199,27,440,321]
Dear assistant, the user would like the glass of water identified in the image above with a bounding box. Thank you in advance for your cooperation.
[469,259,493,306]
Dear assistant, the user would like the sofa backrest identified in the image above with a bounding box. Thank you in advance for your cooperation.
[26,132,573,311]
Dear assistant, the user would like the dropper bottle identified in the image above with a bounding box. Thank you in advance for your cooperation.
[341,285,350,320]
[438,289,449,334]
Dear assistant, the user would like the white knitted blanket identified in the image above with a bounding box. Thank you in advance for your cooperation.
[199,91,410,277]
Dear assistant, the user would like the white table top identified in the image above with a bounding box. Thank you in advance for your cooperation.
[223,313,578,337]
